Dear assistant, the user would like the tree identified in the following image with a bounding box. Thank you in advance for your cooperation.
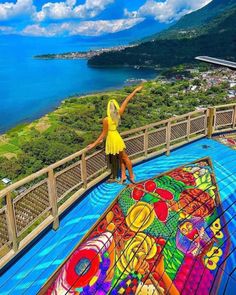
[44,126,84,145]
[193,79,201,86]
[0,157,21,179]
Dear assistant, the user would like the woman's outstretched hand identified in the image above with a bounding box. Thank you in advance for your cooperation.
[119,84,144,116]
[134,85,143,93]
[86,143,96,150]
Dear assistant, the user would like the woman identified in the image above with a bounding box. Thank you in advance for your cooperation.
[87,85,143,183]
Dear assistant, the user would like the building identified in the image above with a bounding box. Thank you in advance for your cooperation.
[1,178,12,185]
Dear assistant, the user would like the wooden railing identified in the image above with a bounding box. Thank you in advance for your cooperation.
[0,103,236,269]
[122,108,208,161]
[211,103,236,135]
[0,149,109,268]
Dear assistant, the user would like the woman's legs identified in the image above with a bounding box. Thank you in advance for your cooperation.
[120,151,135,182]
[119,152,127,182]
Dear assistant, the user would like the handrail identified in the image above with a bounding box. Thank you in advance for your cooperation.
[0,167,49,199]
[120,109,207,136]
[214,102,236,109]
[0,103,236,269]
[0,148,87,199]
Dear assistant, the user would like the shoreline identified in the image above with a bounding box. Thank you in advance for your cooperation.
[34,44,136,60]
[0,75,156,135]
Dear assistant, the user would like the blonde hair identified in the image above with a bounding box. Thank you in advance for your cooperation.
[107,99,120,125]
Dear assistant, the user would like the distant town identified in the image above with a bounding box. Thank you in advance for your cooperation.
[160,67,236,101]
[34,44,137,60]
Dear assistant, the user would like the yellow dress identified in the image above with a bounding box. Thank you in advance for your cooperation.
[105,117,126,155]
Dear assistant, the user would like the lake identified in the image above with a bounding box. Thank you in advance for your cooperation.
[0,35,157,133]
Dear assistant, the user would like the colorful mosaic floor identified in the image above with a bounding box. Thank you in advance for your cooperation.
[42,158,230,295]
[215,133,236,150]
[1,138,236,295]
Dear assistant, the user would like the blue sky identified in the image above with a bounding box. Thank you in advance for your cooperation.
[0,0,212,37]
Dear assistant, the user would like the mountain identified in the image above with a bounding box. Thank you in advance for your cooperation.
[169,0,236,30]
[69,19,170,45]
[144,0,236,41]
[88,0,236,67]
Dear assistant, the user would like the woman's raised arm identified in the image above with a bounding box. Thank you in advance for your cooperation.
[87,118,108,150]
[119,85,143,116]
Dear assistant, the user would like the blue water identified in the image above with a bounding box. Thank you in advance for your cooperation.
[0,35,157,133]
[0,138,236,294]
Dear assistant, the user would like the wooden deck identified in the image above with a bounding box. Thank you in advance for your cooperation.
[2,103,236,270]
[0,137,236,294]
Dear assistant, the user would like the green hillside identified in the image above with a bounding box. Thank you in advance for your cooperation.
[89,3,236,67]
[169,0,236,30]
[141,0,235,41]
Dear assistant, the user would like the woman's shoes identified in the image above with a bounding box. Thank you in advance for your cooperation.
[129,176,136,184]
[119,177,127,184]
[118,175,136,185]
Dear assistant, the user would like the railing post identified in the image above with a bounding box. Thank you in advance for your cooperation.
[207,107,215,138]
[144,128,148,157]
[81,152,88,188]
[204,109,208,136]
[187,115,191,142]
[233,105,236,129]
[48,169,59,230]
[166,121,171,156]
[5,192,18,252]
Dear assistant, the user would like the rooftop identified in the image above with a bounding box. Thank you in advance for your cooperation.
[1,178,11,185]
[195,56,236,70]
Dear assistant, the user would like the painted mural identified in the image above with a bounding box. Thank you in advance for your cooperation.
[44,158,230,295]
[215,133,236,150]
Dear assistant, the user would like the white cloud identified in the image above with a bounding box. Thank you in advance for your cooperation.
[66,0,77,6]
[124,8,138,19]
[69,18,144,36]
[35,0,115,22]
[0,0,115,22]
[0,0,35,21]
[21,24,61,37]
[35,2,75,22]
[0,25,14,34]
[127,0,212,23]
[21,18,144,37]
[74,0,114,19]
[0,0,213,37]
